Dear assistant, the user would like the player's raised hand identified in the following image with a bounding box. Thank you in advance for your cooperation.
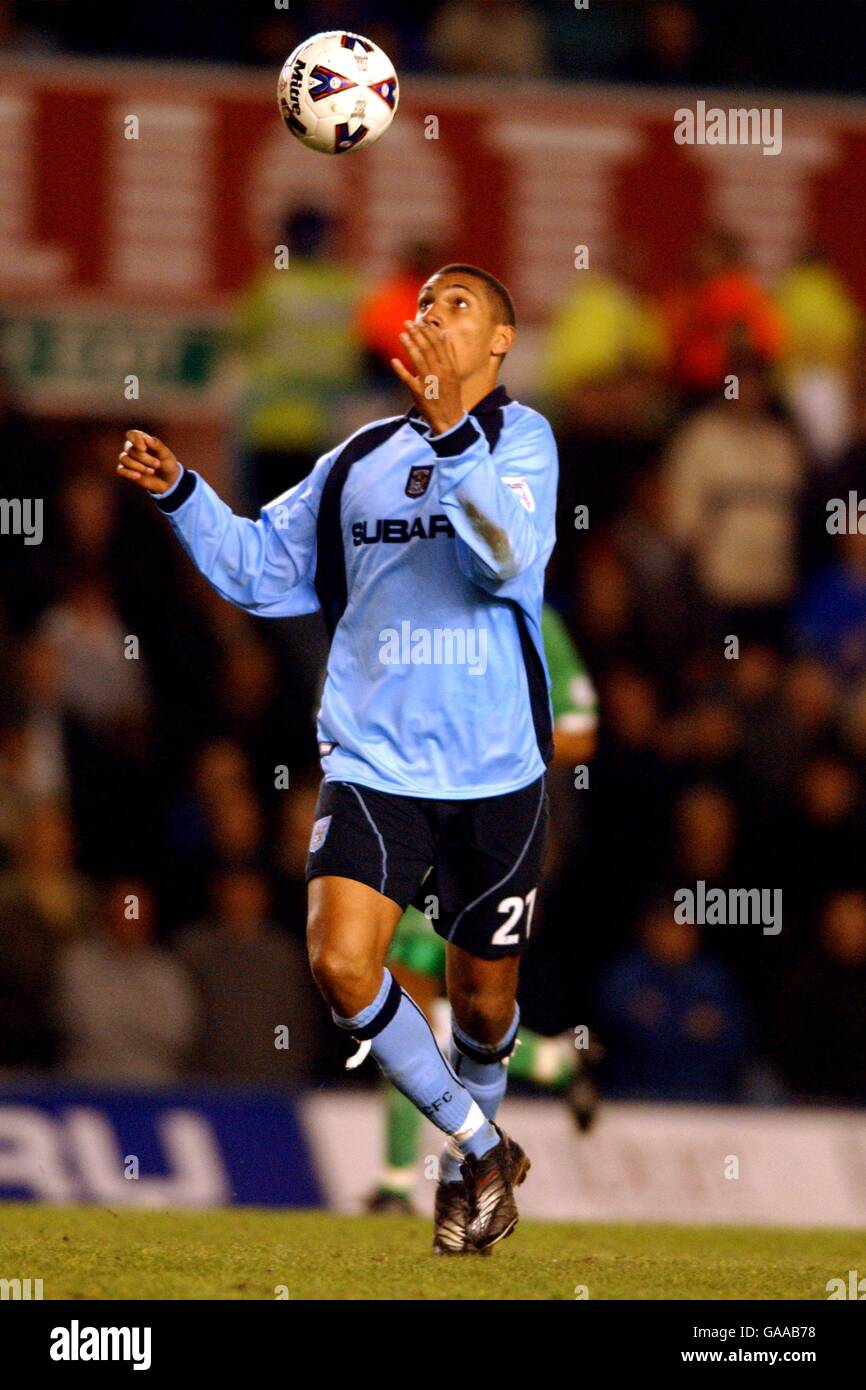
[116,430,181,494]
[390,320,464,436]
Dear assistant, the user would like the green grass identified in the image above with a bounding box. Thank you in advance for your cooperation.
[1,1204,858,1300]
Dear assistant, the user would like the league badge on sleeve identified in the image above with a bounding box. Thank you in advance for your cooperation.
[309,815,332,853]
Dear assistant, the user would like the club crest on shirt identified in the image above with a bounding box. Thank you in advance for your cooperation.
[405,465,433,498]
[309,815,332,853]
[502,474,536,512]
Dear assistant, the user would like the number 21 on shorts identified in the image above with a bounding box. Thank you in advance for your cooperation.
[491,887,537,947]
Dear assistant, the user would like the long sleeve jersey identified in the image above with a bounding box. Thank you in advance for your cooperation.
[155,384,558,798]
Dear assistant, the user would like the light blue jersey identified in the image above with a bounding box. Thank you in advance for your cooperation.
[156,385,558,798]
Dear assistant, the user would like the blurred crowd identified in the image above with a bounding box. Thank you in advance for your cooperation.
[5,0,866,1117]
[537,225,866,1108]
[3,201,866,1107]
[2,0,865,96]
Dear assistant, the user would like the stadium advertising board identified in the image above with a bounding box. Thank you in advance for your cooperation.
[1,59,865,415]
[0,1085,322,1207]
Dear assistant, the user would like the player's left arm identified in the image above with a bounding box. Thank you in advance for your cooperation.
[392,321,556,589]
[432,408,557,590]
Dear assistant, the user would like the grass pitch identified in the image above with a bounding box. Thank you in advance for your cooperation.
[1,1204,857,1300]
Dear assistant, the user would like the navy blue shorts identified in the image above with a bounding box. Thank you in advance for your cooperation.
[305,775,549,960]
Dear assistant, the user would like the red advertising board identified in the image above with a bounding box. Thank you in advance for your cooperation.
[1,57,864,416]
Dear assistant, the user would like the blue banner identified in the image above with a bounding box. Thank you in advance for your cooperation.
[0,1083,323,1207]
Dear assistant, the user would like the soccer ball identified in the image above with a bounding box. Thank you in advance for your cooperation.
[277,31,398,155]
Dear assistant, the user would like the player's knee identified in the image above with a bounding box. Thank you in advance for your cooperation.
[307,938,347,997]
[308,938,378,1013]
[451,981,515,1045]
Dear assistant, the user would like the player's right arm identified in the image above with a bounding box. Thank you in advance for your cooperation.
[117,429,323,617]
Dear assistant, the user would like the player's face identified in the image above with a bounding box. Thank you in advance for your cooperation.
[415,274,506,379]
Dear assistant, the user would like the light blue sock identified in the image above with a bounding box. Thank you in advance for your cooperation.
[333,970,499,1161]
[439,1006,520,1183]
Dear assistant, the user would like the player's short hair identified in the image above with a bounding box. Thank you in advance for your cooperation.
[432,263,516,329]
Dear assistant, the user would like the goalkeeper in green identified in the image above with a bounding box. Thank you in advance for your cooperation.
[366,604,601,1212]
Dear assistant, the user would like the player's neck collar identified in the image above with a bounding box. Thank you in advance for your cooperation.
[406,383,511,423]
[468,384,512,416]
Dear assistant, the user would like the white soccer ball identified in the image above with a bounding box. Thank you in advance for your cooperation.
[277,30,398,155]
